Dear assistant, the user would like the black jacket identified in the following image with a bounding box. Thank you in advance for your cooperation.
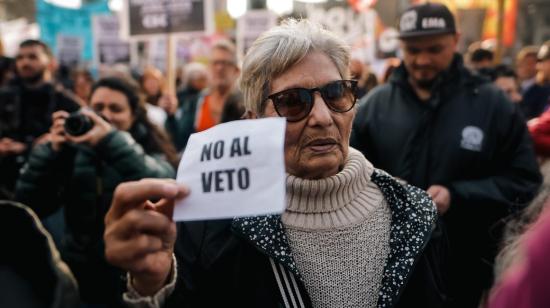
[351,54,541,306]
[0,81,80,199]
[520,83,550,120]
[164,170,448,308]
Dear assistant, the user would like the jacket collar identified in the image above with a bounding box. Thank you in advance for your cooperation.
[231,169,437,306]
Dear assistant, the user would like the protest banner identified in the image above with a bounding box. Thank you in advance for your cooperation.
[92,14,130,66]
[124,0,212,37]
[37,0,110,63]
[236,10,277,60]
[56,34,83,66]
[122,0,214,95]
[174,118,286,221]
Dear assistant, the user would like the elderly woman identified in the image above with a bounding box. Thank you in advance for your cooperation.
[104,20,446,308]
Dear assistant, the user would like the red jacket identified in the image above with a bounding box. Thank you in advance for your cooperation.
[528,110,550,156]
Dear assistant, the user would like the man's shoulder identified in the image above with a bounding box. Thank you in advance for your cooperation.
[357,83,400,113]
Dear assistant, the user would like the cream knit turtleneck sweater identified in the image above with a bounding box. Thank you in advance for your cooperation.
[282,148,391,308]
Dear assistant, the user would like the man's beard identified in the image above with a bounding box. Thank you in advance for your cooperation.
[19,68,46,85]
[415,77,436,90]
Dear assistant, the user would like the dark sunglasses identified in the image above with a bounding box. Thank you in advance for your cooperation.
[263,80,358,122]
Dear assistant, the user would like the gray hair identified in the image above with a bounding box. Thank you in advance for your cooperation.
[240,19,351,113]
[212,39,238,66]
[181,62,208,88]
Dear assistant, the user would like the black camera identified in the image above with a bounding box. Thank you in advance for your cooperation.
[64,112,93,136]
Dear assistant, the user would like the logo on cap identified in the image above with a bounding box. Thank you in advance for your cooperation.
[400,10,417,32]
[422,17,446,30]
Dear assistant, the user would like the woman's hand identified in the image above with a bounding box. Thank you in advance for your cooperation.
[104,179,189,296]
[65,109,113,147]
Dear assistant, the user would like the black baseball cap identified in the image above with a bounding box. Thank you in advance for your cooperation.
[398,2,457,39]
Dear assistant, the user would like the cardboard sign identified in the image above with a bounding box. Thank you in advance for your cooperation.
[125,0,212,37]
[174,118,286,221]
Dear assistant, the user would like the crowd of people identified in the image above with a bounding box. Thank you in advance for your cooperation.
[2,2,550,308]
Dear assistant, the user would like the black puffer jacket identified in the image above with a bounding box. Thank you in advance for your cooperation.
[162,170,447,308]
[0,201,79,308]
[351,54,542,306]
[15,126,175,306]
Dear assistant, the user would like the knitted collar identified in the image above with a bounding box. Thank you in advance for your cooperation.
[285,148,374,214]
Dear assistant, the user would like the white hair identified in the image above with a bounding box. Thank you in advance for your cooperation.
[240,19,351,113]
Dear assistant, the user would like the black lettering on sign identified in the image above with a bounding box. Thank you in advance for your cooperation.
[201,168,251,193]
[200,140,225,161]
[201,172,213,192]
[224,169,235,190]
[238,168,250,190]
[244,136,251,155]
[230,136,252,157]
[230,138,242,157]
[200,143,213,162]
[215,170,224,192]
[214,141,224,159]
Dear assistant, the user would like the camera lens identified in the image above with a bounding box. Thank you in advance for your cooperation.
[64,113,93,136]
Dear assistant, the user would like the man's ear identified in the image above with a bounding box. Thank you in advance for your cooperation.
[241,110,258,120]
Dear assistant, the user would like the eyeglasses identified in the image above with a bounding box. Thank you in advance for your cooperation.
[264,80,358,122]
[211,59,236,67]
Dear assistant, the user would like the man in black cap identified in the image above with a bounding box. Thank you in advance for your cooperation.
[352,3,542,307]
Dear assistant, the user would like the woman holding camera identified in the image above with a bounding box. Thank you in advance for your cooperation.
[15,77,178,307]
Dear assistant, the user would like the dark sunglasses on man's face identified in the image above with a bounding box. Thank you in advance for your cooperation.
[264,80,358,122]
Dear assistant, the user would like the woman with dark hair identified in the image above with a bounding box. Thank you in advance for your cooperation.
[15,76,177,307]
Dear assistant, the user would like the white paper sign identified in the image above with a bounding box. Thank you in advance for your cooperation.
[174,118,287,221]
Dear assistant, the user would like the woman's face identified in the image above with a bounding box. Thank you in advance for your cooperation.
[90,87,134,131]
[263,51,354,179]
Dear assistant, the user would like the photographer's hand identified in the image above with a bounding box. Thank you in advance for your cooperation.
[65,109,113,147]
[50,111,70,152]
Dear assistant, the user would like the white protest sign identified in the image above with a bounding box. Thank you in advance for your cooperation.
[174,118,287,221]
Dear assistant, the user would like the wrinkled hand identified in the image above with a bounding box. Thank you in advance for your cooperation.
[159,94,178,116]
[104,179,189,296]
[49,110,70,152]
[0,137,27,156]
[427,185,451,215]
[65,109,113,147]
